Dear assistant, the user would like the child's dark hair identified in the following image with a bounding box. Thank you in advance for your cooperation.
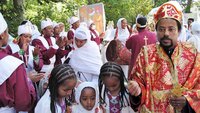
[98,61,130,109]
[48,64,77,113]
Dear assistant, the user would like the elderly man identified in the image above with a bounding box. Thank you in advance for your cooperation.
[0,13,35,113]
[128,1,200,113]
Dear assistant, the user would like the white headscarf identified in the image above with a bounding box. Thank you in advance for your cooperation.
[187,21,200,52]
[52,21,59,28]
[72,82,100,113]
[0,12,7,34]
[191,21,200,36]
[116,18,130,45]
[87,19,94,27]
[68,16,79,25]
[80,22,88,28]
[32,25,41,40]
[18,24,33,36]
[69,26,102,75]
[103,21,115,41]
[41,18,53,30]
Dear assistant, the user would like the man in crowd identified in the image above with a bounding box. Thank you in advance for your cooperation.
[67,16,80,49]
[126,15,156,75]
[32,18,69,72]
[128,1,200,113]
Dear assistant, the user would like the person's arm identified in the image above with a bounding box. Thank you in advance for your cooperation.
[5,45,12,55]
[33,50,44,72]
[32,39,57,64]
[10,64,36,112]
[67,30,74,40]
[5,45,23,61]
[181,53,200,112]
[126,36,133,49]
[128,47,147,107]
[54,48,70,66]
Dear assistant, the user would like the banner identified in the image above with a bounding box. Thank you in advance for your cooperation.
[78,3,106,33]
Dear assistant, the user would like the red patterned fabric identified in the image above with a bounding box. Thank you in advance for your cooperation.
[154,2,182,24]
[130,42,200,113]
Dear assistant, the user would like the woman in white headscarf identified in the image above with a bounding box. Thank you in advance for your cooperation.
[71,82,103,113]
[187,21,200,52]
[115,18,131,46]
[69,26,103,83]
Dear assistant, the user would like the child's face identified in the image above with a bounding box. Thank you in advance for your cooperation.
[103,74,121,95]
[80,87,96,111]
[58,78,77,98]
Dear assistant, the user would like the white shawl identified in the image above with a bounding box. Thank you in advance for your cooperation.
[116,18,130,45]
[69,27,102,75]
[72,82,102,113]
[35,89,64,113]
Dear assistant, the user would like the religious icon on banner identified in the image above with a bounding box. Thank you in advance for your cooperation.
[78,3,106,34]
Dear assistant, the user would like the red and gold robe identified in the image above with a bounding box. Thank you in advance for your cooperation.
[130,42,200,113]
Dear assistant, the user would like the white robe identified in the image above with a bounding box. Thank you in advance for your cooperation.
[187,35,200,52]
[35,89,64,113]
[116,18,130,46]
[69,40,102,82]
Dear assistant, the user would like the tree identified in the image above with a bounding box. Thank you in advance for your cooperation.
[0,0,87,36]
[153,0,168,7]
[13,0,25,21]
[1,0,153,36]
[185,0,192,13]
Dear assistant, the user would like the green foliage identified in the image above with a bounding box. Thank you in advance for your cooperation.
[25,0,87,32]
[154,0,168,7]
[0,0,87,37]
[1,0,154,36]
[0,0,23,36]
[101,0,154,26]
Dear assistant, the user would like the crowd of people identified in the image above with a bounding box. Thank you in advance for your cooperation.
[0,1,200,113]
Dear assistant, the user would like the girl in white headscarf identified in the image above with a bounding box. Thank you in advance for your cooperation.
[187,21,200,52]
[71,82,103,113]
[69,26,103,83]
[115,18,131,46]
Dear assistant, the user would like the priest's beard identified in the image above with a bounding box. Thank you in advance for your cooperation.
[159,35,173,50]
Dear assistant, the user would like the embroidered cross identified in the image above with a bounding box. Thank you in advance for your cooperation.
[144,36,148,46]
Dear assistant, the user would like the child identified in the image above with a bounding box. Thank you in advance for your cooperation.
[99,62,137,113]
[35,64,77,113]
[71,82,103,113]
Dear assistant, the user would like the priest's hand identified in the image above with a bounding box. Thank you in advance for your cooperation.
[127,80,141,96]
[169,96,186,110]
